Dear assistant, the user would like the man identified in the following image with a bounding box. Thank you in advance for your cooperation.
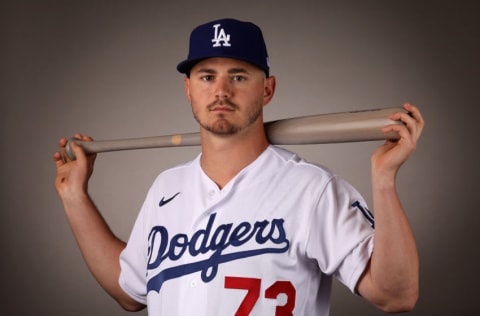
[54,18,424,315]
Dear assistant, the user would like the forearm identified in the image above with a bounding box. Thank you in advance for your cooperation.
[361,174,419,311]
[61,192,143,311]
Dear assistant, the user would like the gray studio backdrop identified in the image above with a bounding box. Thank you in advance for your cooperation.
[1,0,479,315]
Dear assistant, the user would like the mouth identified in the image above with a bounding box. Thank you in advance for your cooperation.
[207,100,238,112]
[211,106,235,112]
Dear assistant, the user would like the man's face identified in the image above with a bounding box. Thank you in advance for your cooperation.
[184,57,275,136]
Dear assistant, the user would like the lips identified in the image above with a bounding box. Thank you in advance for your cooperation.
[211,106,235,112]
[207,99,239,112]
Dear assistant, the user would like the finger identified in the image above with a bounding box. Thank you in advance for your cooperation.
[57,137,72,162]
[403,103,425,139]
[382,122,410,139]
[388,105,421,140]
[59,137,68,147]
[72,133,94,142]
[53,151,65,168]
[404,103,423,123]
[83,134,93,141]
[389,107,415,125]
[382,123,415,151]
[388,112,417,141]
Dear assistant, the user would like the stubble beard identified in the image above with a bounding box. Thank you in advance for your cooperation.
[193,99,263,136]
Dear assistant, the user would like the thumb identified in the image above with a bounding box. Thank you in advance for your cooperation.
[69,141,88,164]
[71,138,97,173]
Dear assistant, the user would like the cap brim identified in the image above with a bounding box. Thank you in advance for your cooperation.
[177,56,269,77]
[176,58,204,75]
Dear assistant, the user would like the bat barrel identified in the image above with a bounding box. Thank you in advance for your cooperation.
[265,107,403,144]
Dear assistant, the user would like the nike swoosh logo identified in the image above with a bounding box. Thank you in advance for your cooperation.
[159,192,180,207]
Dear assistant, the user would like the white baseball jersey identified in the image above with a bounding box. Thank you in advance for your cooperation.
[119,145,375,315]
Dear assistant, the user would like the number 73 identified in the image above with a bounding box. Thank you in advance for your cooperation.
[224,276,296,316]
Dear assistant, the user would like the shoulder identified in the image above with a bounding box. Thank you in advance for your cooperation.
[266,145,336,179]
[266,146,364,199]
[147,154,201,191]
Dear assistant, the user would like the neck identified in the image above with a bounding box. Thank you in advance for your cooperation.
[200,121,269,189]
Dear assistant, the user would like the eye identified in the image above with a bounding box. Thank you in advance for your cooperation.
[232,75,247,82]
[201,75,214,81]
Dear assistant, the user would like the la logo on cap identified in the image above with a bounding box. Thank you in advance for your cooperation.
[211,24,231,47]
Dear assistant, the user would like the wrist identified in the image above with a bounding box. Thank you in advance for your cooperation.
[60,188,91,208]
[371,168,397,191]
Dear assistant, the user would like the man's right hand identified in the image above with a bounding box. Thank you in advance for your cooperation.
[53,133,97,199]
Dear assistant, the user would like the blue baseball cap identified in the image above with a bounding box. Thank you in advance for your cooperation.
[177,18,270,77]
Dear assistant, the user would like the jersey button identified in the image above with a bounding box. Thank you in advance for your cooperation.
[189,279,198,288]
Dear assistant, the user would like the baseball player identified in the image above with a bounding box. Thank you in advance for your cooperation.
[54,18,424,315]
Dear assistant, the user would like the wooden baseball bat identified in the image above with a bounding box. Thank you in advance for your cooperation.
[66,107,406,160]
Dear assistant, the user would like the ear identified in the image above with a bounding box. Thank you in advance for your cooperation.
[262,75,276,106]
[184,76,192,103]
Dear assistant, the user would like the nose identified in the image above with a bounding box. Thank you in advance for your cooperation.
[214,76,232,99]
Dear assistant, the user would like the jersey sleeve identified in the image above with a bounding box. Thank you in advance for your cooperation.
[305,175,375,293]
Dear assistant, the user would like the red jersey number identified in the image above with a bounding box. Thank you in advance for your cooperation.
[225,276,296,316]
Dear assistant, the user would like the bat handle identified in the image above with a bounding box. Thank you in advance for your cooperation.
[65,133,202,160]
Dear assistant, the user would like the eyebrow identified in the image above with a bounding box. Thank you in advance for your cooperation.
[194,67,250,75]
[227,68,250,74]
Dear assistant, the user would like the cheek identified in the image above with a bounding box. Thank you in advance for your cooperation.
[188,85,211,103]
[189,96,208,119]
[240,87,265,104]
